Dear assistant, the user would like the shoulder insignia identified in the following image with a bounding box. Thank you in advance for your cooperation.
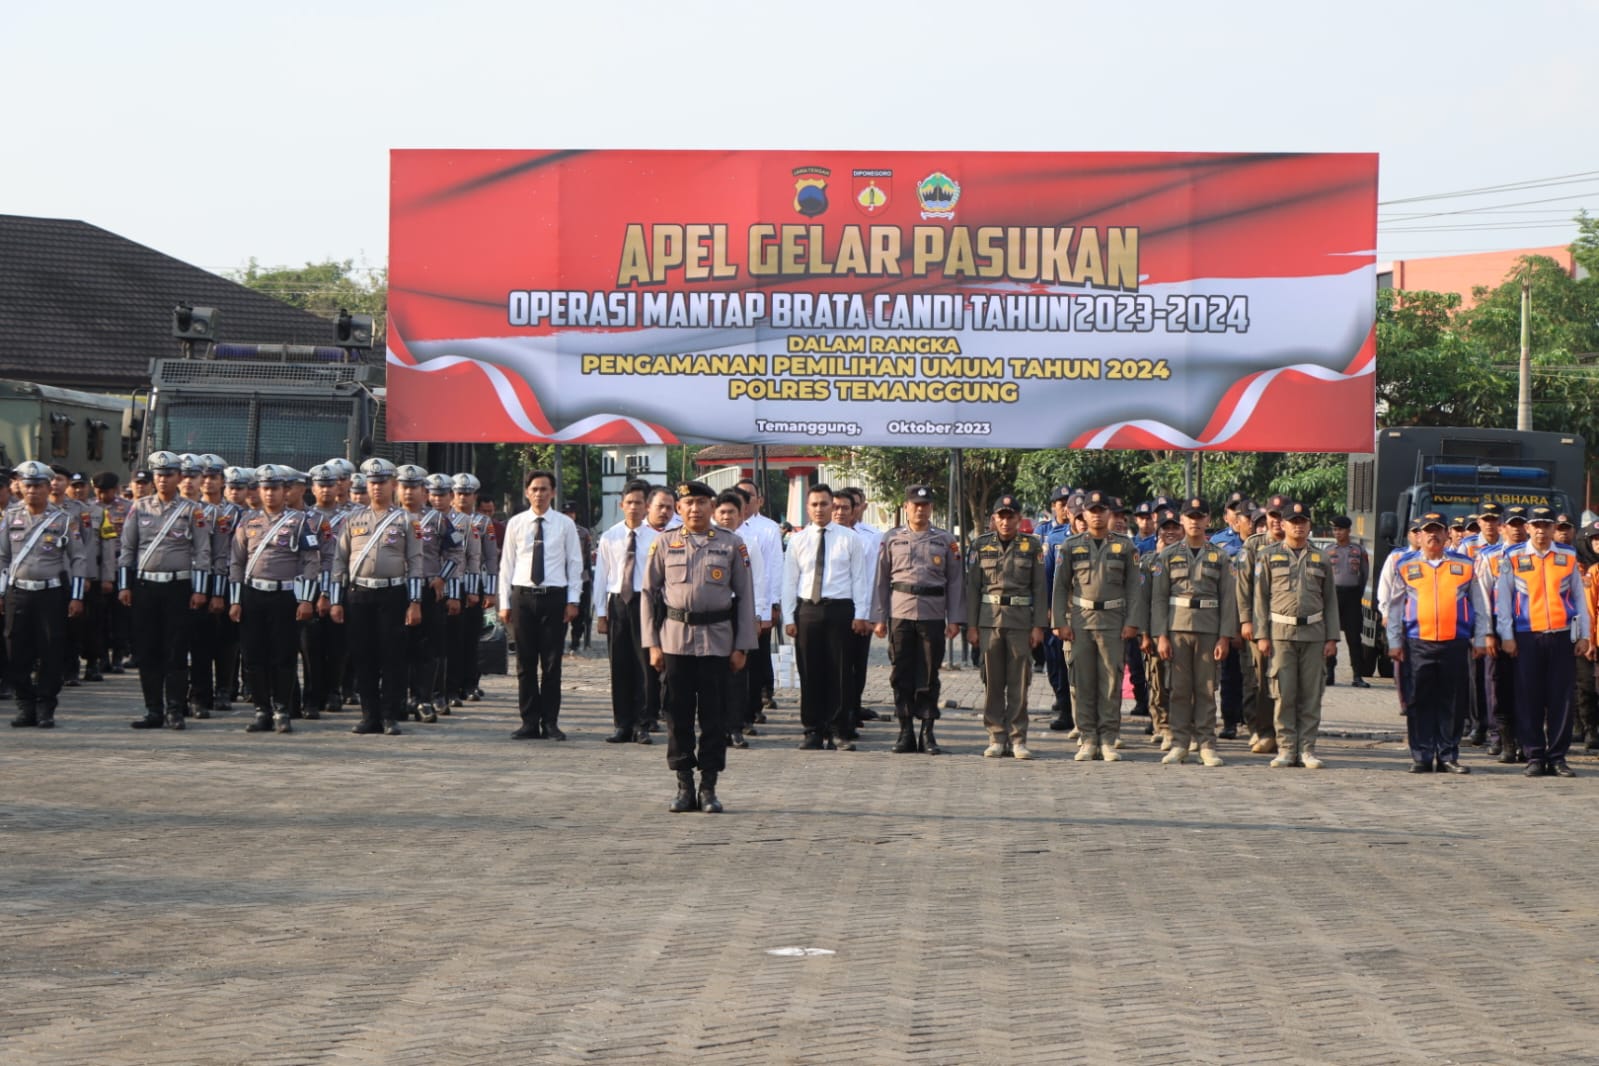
[1310,553,1321,564]
[1110,543,1123,554]
[1207,552,1219,562]
[738,543,749,560]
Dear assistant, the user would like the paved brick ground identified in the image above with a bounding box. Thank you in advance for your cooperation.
[4,645,1598,1065]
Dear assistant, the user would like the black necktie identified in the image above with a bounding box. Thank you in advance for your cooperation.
[620,528,637,603]
[810,526,826,603]
[531,516,546,586]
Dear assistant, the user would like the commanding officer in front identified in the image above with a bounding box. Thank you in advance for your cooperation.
[873,484,965,755]
[330,458,423,736]
[965,493,1047,759]
[1252,500,1338,768]
[1,461,86,728]
[1384,512,1488,774]
[1149,498,1236,766]
[641,480,758,813]
[1052,490,1145,762]
[229,465,321,735]
[1495,506,1590,777]
[119,450,212,731]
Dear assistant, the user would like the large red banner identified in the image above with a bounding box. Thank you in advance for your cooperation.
[388,150,1377,450]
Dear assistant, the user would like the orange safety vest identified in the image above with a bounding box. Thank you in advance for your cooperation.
[1506,545,1579,633]
[1399,554,1475,642]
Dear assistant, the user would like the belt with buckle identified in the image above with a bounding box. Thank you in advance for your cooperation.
[891,582,945,597]
[520,584,566,595]
[1271,610,1324,626]
[139,571,185,584]
[982,593,1032,606]
[249,579,293,592]
[1073,596,1125,611]
[666,606,733,626]
[1170,596,1220,609]
[353,576,406,589]
[10,577,62,592]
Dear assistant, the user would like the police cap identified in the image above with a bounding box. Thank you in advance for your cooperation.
[1082,490,1112,511]
[1132,500,1154,517]
[325,458,356,478]
[452,473,482,494]
[1049,485,1072,504]
[360,457,397,481]
[1281,500,1312,523]
[1223,490,1248,510]
[198,453,227,475]
[675,480,715,500]
[14,459,53,483]
[350,473,368,492]
[1180,497,1209,517]
[425,473,454,494]
[1478,502,1504,519]
[1157,508,1181,528]
[1265,493,1290,516]
[1527,506,1556,525]
[1331,515,1352,529]
[395,464,428,486]
[148,450,182,473]
[223,465,254,488]
[309,463,338,485]
[132,470,153,484]
[905,484,935,504]
[1504,505,1530,524]
[178,453,204,476]
[69,471,85,485]
[1417,512,1448,530]
[254,464,285,486]
[992,493,1020,514]
[1554,512,1575,528]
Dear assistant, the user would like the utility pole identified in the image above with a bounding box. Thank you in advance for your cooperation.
[1517,266,1532,431]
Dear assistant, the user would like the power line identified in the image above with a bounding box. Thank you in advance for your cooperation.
[1380,171,1599,206]
[1380,191,1599,222]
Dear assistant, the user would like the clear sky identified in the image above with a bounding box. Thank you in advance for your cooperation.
[4,0,1594,279]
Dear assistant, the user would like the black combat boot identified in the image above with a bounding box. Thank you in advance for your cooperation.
[11,702,38,728]
[919,717,943,755]
[698,771,723,814]
[274,710,293,734]
[670,770,699,812]
[36,702,55,729]
[892,716,918,754]
[245,710,273,732]
[165,702,186,730]
[130,708,164,729]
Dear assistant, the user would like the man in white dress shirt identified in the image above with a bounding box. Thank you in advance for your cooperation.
[498,469,583,740]
[594,479,658,744]
[736,477,784,721]
[835,487,883,730]
[781,484,872,750]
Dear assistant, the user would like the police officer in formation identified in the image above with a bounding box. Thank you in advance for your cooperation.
[1149,498,1235,766]
[1,461,87,727]
[229,464,322,734]
[965,493,1047,759]
[872,484,965,756]
[641,480,758,813]
[1253,500,1339,769]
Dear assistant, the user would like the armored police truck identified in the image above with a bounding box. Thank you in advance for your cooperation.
[1345,425,1586,674]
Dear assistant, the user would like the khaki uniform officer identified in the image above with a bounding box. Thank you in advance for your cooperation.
[229,465,321,735]
[1252,499,1339,768]
[964,493,1047,759]
[1051,490,1147,762]
[1140,508,1185,751]
[1150,498,1237,766]
[642,481,758,814]
[330,458,423,736]
[871,484,966,756]
[0,460,86,728]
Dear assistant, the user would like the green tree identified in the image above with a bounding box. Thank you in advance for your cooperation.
[231,258,388,342]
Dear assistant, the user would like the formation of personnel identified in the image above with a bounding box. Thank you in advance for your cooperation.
[12,457,1599,811]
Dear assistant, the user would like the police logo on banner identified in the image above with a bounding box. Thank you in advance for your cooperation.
[917,171,960,220]
[792,166,830,217]
[852,168,891,216]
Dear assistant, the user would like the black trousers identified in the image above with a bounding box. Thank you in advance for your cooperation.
[888,617,946,721]
[1401,637,1468,763]
[843,629,872,726]
[75,583,106,670]
[606,593,648,731]
[446,602,482,699]
[190,599,223,705]
[794,598,853,738]
[133,579,195,713]
[6,585,66,710]
[750,626,774,709]
[346,586,409,726]
[1334,585,1364,679]
[241,587,299,713]
[300,610,346,712]
[663,653,730,773]
[407,584,445,707]
[511,586,568,728]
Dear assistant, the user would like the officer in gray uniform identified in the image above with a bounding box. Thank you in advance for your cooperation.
[450,473,498,704]
[1052,490,1147,761]
[1324,515,1370,687]
[1150,497,1237,766]
[965,493,1048,759]
[872,484,966,756]
[330,458,423,735]
[1253,499,1339,768]
[229,464,322,734]
[1236,494,1289,753]
[119,450,213,730]
[301,464,349,716]
[1,461,86,727]
[398,466,461,722]
[641,480,758,814]
[430,472,477,713]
